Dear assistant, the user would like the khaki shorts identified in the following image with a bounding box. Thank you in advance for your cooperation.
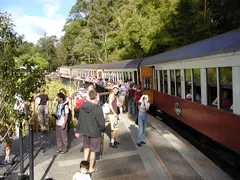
[118,95,125,105]
[108,114,119,130]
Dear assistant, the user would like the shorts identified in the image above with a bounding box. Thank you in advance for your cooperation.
[83,136,101,152]
[108,114,119,130]
[118,95,125,105]
[74,109,80,119]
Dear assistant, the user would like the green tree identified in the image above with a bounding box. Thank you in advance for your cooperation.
[58,0,240,65]
[37,33,58,71]
[0,12,22,138]
[0,12,48,142]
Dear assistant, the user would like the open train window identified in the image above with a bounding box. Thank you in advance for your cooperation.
[176,70,181,97]
[159,70,163,92]
[143,77,151,89]
[207,68,217,106]
[155,70,158,91]
[206,67,233,112]
[193,69,201,103]
[164,70,168,93]
[210,67,233,112]
[170,70,175,96]
[185,69,193,101]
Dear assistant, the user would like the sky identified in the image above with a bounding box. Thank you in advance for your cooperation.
[0,0,76,43]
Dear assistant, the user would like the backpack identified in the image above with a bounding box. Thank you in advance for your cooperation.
[56,103,72,127]
[14,95,25,115]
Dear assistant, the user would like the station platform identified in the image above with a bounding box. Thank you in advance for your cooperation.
[0,114,232,180]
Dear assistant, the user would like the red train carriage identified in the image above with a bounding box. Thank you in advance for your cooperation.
[139,29,240,154]
[59,29,240,155]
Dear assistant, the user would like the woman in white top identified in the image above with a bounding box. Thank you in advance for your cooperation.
[136,94,150,147]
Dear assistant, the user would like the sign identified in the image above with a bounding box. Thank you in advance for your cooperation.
[174,102,181,116]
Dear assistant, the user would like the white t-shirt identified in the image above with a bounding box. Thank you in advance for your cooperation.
[72,172,91,180]
[56,103,69,126]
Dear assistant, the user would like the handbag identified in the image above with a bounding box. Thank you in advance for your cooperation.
[102,102,110,114]
[102,97,110,114]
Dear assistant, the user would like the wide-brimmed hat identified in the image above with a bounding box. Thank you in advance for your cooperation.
[113,85,119,89]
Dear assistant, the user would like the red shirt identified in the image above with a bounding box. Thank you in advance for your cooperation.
[135,90,142,107]
[75,98,85,110]
[128,88,135,99]
[222,97,231,108]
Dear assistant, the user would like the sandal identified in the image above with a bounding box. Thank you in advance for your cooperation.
[61,150,68,154]
[88,168,97,174]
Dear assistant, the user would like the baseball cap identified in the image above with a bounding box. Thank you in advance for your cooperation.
[113,85,119,89]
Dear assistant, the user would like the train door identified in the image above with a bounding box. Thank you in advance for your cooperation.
[141,66,154,104]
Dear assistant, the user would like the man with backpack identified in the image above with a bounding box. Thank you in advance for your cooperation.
[55,92,69,154]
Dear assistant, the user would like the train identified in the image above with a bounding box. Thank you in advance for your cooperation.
[58,29,240,155]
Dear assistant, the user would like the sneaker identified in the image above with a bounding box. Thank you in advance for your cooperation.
[141,141,146,144]
[137,143,142,147]
[56,149,62,153]
[114,141,120,145]
[61,149,68,154]
[109,143,118,148]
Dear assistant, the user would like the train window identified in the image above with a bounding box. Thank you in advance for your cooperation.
[176,70,181,97]
[159,70,163,92]
[193,69,201,103]
[185,69,192,101]
[143,77,151,89]
[164,70,168,93]
[129,72,132,81]
[207,68,217,106]
[155,70,158,91]
[170,70,175,95]
[219,67,233,111]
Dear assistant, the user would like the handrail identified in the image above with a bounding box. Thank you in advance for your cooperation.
[99,92,111,96]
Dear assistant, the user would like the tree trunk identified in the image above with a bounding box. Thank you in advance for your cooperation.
[204,0,207,21]
[88,53,91,64]
[104,33,108,61]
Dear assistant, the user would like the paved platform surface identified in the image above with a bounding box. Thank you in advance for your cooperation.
[0,114,232,180]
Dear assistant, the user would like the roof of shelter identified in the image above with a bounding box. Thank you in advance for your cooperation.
[140,29,240,66]
[98,58,144,69]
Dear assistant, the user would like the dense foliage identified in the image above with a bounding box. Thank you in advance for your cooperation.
[57,0,240,65]
[0,12,49,139]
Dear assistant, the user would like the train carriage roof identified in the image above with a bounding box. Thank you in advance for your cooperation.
[140,29,240,66]
[69,64,100,70]
[98,58,144,69]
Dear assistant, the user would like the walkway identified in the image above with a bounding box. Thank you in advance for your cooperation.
[0,114,232,180]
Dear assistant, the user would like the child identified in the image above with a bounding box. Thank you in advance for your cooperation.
[73,161,92,180]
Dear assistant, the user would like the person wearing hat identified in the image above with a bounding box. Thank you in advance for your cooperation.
[108,84,120,148]
[136,94,150,147]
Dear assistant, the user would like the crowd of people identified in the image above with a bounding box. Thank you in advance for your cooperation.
[71,77,150,179]
[1,77,150,180]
